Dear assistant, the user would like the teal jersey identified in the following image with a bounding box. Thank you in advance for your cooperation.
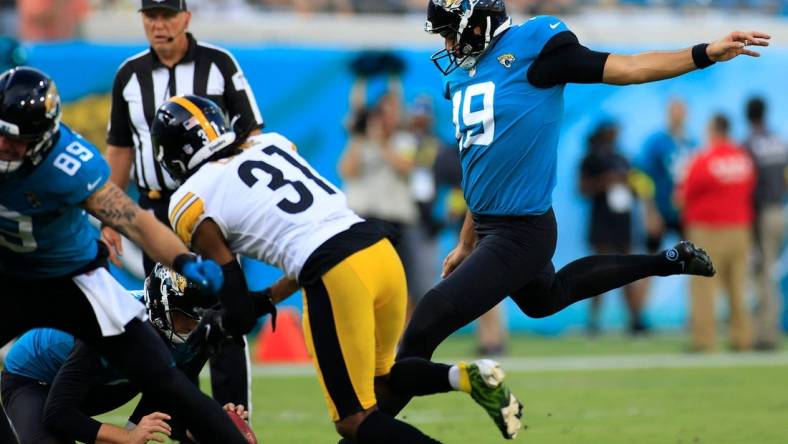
[4,327,171,386]
[3,328,75,384]
[5,297,192,385]
[0,124,109,277]
[443,16,568,215]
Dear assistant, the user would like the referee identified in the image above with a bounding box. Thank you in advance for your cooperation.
[102,0,263,418]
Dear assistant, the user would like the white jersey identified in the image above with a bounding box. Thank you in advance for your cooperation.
[168,132,363,279]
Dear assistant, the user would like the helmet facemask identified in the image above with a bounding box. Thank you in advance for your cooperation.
[144,264,210,346]
[425,0,510,75]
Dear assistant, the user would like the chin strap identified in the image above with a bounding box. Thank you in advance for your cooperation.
[27,120,59,167]
[484,16,492,50]
[493,16,512,37]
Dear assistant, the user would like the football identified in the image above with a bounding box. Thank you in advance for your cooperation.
[227,410,258,444]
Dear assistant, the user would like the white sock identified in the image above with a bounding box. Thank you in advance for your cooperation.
[448,365,461,391]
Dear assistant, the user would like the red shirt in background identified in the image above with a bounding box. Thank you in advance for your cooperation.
[677,139,756,227]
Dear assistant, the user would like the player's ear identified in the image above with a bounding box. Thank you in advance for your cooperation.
[182,11,192,29]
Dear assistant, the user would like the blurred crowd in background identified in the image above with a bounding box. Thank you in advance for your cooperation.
[1,0,785,358]
[336,52,510,356]
[337,50,788,355]
[3,0,788,42]
[578,95,787,352]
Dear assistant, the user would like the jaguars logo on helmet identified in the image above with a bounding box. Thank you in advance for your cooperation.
[151,95,237,182]
[143,263,215,346]
[425,0,510,75]
[43,82,59,119]
[0,67,61,174]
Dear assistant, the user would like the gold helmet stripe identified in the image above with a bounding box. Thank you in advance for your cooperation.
[170,96,219,141]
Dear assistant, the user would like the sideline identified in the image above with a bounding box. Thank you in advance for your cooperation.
[249,351,788,377]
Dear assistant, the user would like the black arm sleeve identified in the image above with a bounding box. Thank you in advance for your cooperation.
[527,31,611,89]
[42,341,108,443]
[106,62,135,147]
[219,260,257,336]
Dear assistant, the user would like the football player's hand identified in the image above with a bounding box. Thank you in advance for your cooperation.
[174,254,224,293]
[186,307,233,355]
[223,403,249,420]
[707,31,770,62]
[101,225,124,268]
[442,244,473,278]
[127,412,171,444]
[251,289,278,331]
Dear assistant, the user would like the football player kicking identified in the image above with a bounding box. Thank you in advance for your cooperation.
[382,0,769,437]
[1,264,268,444]
[150,94,522,443]
[0,67,254,444]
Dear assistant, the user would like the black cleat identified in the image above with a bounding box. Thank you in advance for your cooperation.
[665,241,716,277]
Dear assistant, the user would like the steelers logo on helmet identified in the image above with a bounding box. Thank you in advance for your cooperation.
[151,95,237,181]
[425,0,511,75]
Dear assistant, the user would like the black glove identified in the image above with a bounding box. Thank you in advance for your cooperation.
[186,307,238,356]
[251,288,277,332]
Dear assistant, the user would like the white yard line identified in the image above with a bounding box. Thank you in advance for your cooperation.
[250,352,788,377]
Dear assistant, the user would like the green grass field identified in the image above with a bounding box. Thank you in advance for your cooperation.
[98,334,788,443]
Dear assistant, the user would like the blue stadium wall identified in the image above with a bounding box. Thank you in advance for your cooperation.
[27,41,788,334]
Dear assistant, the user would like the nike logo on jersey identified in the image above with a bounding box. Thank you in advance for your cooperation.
[86,177,103,192]
[549,22,561,29]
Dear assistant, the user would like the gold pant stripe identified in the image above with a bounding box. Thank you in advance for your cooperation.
[302,239,407,421]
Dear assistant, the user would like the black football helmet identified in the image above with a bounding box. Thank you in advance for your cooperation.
[425,0,510,75]
[151,95,236,182]
[0,67,61,174]
[143,263,216,345]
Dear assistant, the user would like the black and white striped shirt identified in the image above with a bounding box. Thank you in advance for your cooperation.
[107,33,264,192]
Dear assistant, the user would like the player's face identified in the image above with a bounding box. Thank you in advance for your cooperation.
[443,33,458,55]
[142,9,191,52]
[170,310,199,335]
[0,135,27,162]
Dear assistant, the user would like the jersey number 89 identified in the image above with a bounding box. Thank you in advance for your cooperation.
[53,142,94,176]
[0,142,94,253]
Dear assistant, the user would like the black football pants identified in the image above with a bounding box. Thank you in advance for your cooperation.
[398,208,681,360]
[0,274,249,444]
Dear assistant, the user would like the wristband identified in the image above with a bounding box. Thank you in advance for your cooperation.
[692,43,715,69]
[172,253,197,275]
